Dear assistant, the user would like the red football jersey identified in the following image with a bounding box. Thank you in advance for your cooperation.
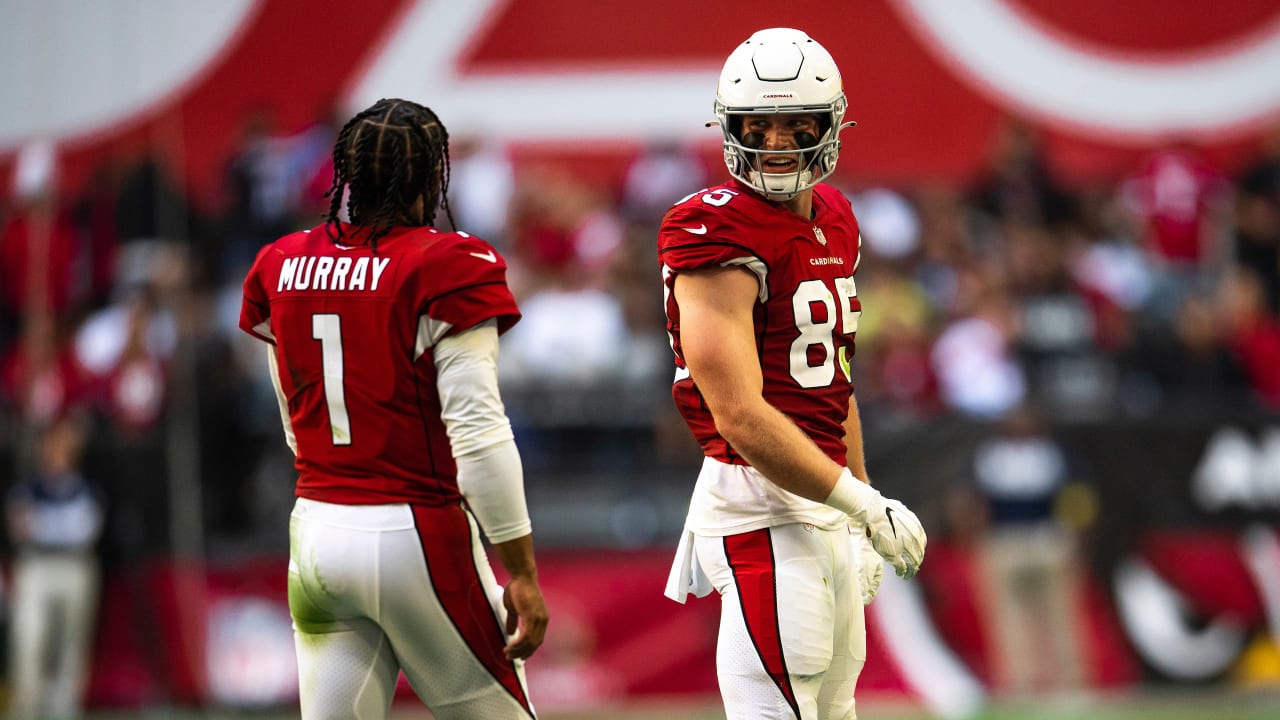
[240,223,520,505]
[1127,148,1225,263]
[659,179,862,465]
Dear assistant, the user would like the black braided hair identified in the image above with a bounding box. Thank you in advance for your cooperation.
[323,98,456,251]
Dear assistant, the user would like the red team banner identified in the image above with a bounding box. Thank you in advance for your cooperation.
[2,0,1279,200]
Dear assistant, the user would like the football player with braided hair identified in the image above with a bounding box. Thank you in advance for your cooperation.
[661,29,926,719]
[241,98,547,719]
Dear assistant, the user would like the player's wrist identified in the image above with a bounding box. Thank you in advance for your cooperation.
[824,467,880,518]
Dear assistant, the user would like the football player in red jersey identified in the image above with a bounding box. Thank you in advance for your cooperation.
[240,98,546,719]
[660,29,927,719]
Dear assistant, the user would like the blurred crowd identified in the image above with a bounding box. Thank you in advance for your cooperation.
[0,108,1278,713]
[0,112,1278,560]
[851,120,1280,429]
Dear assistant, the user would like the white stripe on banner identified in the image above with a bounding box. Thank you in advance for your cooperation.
[871,568,986,719]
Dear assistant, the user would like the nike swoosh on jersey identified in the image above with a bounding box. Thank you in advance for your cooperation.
[469,250,498,263]
[681,225,709,235]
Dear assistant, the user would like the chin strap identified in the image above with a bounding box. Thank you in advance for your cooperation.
[746,168,813,201]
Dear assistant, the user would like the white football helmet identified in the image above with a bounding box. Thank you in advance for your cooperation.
[714,28,854,200]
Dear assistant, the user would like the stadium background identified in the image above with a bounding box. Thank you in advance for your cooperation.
[1,0,1279,717]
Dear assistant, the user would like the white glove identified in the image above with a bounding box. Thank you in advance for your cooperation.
[825,469,927,580]
[854,529,883,605]
[867,497,926,580]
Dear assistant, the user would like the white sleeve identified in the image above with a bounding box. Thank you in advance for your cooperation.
[433,319,532,544]
[266,345,298,456]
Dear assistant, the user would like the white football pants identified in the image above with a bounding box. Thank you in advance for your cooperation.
[695,523,866,720]
[288,498,535,719]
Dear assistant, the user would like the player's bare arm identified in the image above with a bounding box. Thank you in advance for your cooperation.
[674,264,846,502]
[492,535,549,660]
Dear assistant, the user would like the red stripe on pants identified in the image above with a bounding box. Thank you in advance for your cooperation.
[412,504,533,716]
[724,529,800,718]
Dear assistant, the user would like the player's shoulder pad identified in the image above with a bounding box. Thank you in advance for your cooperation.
[659,186,772,274]
[262,225,320,255]
[814,183,854,213]
[244,225,314,286]
[417,229,510,285]
[814,183,861,240]
[660,184,767,255]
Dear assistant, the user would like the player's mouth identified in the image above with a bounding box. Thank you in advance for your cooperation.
[761,156,799,173]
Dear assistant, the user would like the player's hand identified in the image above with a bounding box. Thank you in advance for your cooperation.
[825,470,926,580]
[865,497,926,580]
[854,528,884,605]
[502,575,549,660]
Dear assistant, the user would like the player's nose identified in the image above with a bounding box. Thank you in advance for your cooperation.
[762,127,796,150]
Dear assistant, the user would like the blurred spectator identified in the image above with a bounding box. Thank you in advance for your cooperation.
[448,135,517,245]
[972,117,1072,228]
[1059,183,1150,356]
[71,255,183,559]
[203,287,290,543]
[70,160,124,313]
[289,104,343,223]
[1216,264,1280,408]
[611,220,675,382]
[931,284,1026,420]
[221,108,308,275]
[620,139,708,224]
[571,201,626,280]
[853,258,939,423]
[1069,244,1151,351]
[74,282,175,439]
[5,412,105,720]
[0,142,93,340]
[1120,293,1251,414]
[114,152,192,249]
[1235,121,1280,313]
[507,163,626,293]
[1004,221,1112,417]
[852,187,921,262]
[970,404,1086,697]
[0,313,89,430]
[497,285,632,386]
[499,161,662,390]
[1121,141,1231,323]
[912,182,977,316]
[852,187,938,422]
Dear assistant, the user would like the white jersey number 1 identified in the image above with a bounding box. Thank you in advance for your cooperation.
[311,314,352,445]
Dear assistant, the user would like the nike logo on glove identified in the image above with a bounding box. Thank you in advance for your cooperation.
[885,506,898,537]
[469,250,498,263]
[681,225,708,235]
